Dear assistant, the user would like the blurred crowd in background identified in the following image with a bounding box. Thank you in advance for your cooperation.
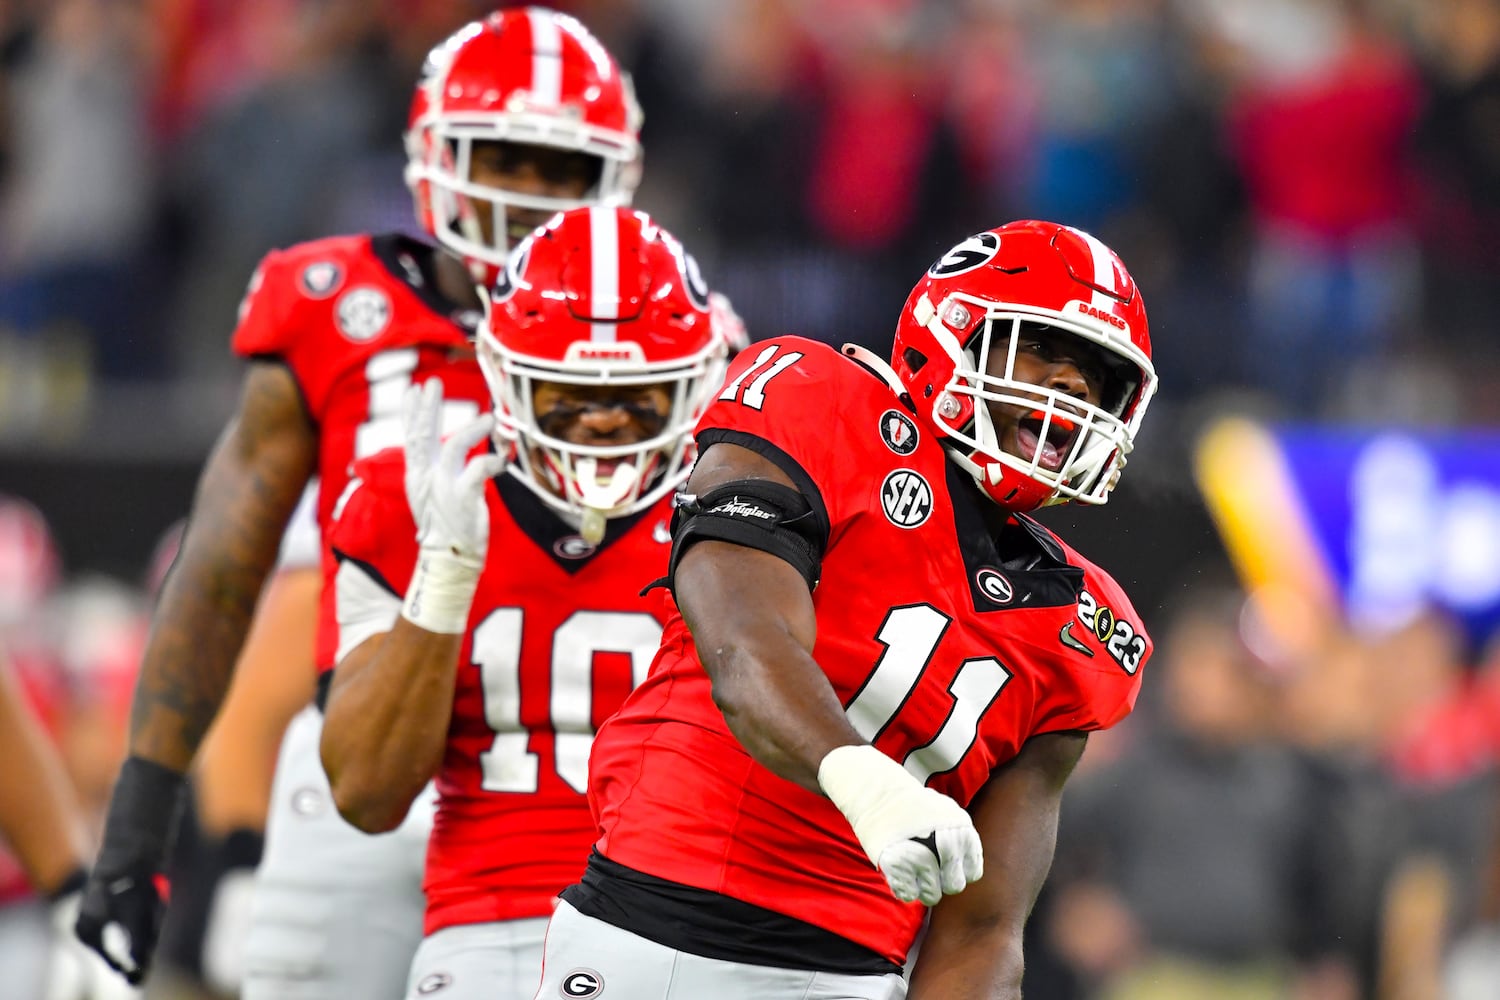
[3,0,1500,998]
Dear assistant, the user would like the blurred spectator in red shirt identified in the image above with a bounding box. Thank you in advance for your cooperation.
[1218,0,1423,414]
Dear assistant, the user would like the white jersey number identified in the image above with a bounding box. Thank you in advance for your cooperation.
[844,604,1011,784]
[355,348,478,459]
[718,343,803,410]
[472,609,661,794]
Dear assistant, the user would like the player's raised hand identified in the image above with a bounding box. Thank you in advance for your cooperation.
[399,381,504,635]
[402,380,504,564]
[818,744,983,906]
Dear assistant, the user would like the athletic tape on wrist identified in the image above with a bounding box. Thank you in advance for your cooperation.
[400,548,481,634]
[817,744,917,823]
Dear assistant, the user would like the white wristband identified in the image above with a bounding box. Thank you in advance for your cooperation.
[817,744,919,827]
[400,548,482,634]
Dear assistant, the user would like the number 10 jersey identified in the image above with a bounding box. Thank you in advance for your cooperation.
[331,447,674,935]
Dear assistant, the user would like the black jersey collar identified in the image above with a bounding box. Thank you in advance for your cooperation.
[370,233,483,337]
[945,462,1084,611]
[494,468,658,574]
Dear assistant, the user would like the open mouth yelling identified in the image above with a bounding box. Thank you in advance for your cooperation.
[1015,409,1078,472]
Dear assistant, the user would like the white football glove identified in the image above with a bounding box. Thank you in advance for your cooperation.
[199,865,256,996]
[400,380,505,634]
[818,744,984,906]
[48,889,144,1000]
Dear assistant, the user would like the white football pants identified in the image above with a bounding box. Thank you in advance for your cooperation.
[404,917,549,999]
[241,706,435,1000]
[531,900,907,1000]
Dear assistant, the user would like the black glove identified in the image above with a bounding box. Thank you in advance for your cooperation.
[74,757,186,986]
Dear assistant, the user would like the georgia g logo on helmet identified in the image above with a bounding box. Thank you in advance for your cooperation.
[658,228,711,310]
[491,240,532,304]
[928,232,1000,277]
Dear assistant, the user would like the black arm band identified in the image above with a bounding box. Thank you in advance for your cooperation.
[96,756,188,869]
[667,479,825,592]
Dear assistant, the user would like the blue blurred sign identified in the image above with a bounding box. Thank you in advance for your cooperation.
[1272,428,1500,647]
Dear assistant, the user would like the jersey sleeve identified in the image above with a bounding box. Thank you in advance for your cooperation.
[230,249,294,363]
[228,240,353,422]
[693,338,862,535]
[329,451,418,665]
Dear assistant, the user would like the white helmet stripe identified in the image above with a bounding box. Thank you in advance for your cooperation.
[526,8,563,106]
[590,206,619,341]
[1073,226,1121,310]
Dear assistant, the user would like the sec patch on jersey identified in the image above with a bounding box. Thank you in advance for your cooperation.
[336,286,392,341]
[881,469,933,528]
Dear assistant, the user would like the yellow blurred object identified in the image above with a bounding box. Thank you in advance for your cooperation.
[1194,417,1339,662]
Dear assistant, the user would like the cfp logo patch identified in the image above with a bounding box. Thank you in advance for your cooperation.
[975,568,1013,605]
[560,969,604,998]
[336,286,392,342]
[1076,588,1146,674]
[879,409,919,456]
[881,469,932,528]
[299,261,343,299]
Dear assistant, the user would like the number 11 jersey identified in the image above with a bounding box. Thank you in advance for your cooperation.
[588,337,1153,967]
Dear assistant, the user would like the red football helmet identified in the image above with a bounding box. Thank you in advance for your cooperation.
[404,8,643,284]
[478,206,730,532]
[890,220,1156,511]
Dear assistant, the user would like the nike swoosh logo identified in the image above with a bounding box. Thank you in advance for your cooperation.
[1059,620,1095,657]
[652,520,672,544]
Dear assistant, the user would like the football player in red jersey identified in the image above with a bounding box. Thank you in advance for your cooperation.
[319,205,729,999]
[531,220,1160,1000]
[74,10,645,997]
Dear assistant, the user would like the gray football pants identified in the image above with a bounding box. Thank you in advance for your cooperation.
[532,900,907,1000]
[241,706,435,1000]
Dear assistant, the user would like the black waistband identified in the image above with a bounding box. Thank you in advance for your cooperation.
[560,851,901,977]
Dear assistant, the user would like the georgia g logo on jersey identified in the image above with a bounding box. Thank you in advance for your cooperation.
[929,232,1000,277]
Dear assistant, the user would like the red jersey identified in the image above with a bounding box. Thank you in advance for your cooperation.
[330,449,674,935]
[229,233,491,669]
[589,337,1151,965]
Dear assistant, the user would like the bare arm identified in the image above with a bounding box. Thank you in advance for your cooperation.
[320,620,462,833]
[194,566,320,834]
[129,362,317,771]
[907,731,1089,1000]
[672,442,861,794]
[0,658,90,895]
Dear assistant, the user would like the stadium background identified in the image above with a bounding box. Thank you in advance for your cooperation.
[1,0,1499,998]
